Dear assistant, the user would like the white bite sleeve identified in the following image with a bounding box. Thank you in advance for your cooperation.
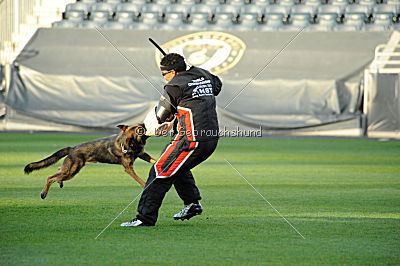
[143,105,160,136]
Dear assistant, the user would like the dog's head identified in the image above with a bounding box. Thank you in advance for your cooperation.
[117,123,148,153]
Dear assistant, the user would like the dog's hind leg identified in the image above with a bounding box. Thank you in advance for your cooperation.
[59,156,85,180]
[57,167,63,188]
[41,173,61,199]
[40,156,85,199]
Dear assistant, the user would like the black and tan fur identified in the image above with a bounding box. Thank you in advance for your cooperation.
[24,124,155,199]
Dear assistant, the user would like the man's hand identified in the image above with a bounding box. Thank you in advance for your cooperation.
[155,119,175,136]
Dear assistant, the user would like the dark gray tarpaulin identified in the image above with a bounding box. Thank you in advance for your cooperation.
[4,28,391,131]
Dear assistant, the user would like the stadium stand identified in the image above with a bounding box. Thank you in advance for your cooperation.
[317,5,343,18]
[91,2,117,15]
[265,5,291,23]
[65,2,92,14]
[215,4,241,18]
[303,0,323,6]
[330,0,350,7]
[141,3,165,17]
[335,12,365,30]
[64,10,86,21]
[191,4,216,17]
[203,0,221,5]
[165,4,191,18]
[180,0,198,5]
[241,5,266,20]
[211,12,236,30]
[116,2,142,16]
[252,0,269,6]
[276,0,297,6]
[49,0,399,31]
[186,12,211,30]
[285,13,313,29]
[308,13,338,30]
[135,11,161,29]
[259,13,285,30]
[236,12,260,30]
[114,10,136,23]
[160,12,187,29]
[365,13,394,30]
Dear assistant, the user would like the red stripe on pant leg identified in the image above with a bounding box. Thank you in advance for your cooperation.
[185,111,194,141]
[157,141,198,177]
[154,134,180,176]
[157,150,190,177]
[177,107,195,141]
[168,141,198,175]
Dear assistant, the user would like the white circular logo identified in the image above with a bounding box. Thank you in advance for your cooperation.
[155,31,246,74]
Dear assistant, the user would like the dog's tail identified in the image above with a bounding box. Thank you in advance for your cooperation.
[24,147,72,174]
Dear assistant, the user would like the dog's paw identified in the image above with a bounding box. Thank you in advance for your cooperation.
[40,192,47,200]
[58,181,63,188]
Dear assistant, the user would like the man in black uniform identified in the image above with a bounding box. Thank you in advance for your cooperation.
[121,53,222,227]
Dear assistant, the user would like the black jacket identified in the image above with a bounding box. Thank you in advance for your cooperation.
[162,66,222,141]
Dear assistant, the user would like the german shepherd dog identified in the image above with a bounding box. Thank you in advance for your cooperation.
[24,124,155,199]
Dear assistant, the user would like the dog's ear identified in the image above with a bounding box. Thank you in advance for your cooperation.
[117,125,129,132]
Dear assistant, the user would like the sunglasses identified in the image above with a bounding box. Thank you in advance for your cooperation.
[162,70,173,76]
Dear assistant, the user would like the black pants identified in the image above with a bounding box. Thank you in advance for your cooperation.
[136,139,218,225]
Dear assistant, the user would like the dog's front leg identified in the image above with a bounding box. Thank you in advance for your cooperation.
[138,152,157,164]
[122,161,146,187]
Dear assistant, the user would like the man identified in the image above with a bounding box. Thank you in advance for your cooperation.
[121,53,222,226]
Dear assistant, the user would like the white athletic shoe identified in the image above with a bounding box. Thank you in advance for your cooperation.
[173,203,203,221]
[120,218,150,227]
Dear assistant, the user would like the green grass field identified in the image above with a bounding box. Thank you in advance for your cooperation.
[1,133,399,265]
